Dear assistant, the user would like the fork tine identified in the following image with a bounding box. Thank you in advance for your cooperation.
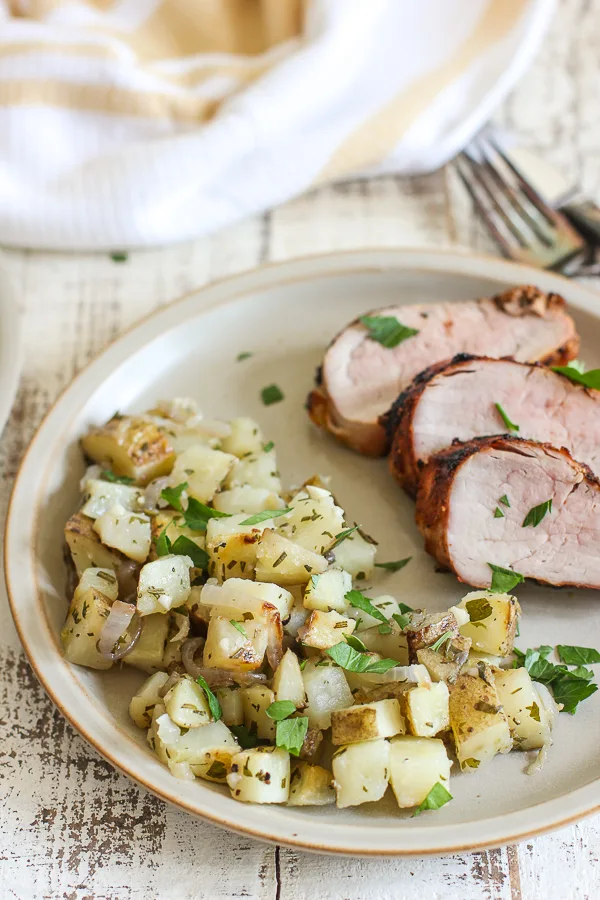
[454,155,521,257]
[456,153,529,248]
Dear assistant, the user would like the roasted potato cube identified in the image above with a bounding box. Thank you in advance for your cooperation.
[255,531,328,586]
[164,675,212,728]
[168,720,239,782]
[123,613,169,673]
[73,567,119,604]
[273,649,306,708]
[287,763,335,807]
[278,485,344,555]
[297,609,356,650]
[225,446,281,494]
[220,417,264,458]
[65,512,127,576]
[227,747,290,804]
[136,554,193,616]
[93,504,151,563]
[303,568,352,613]
[493,667,553,750]
[457,591,521,657]
[170,444,236,503]
[449,667,512,769]
[81,478,143,519]
[405,611,459,663]
[332,739,390,808]
[129,671,170,728]
[331,698,404,745]
[61,586,114,670]
[332,529,377,580]
[359,624,409,664]
[389,736,451,809]
[204,617,268,671]
[404,681,449,737]
[216,687,244,727]
[206,514,270,581]
[201,578,294,621]
[213,485,284,515]
[416,634,472,684]
[299,727,323,761]
[241,685,276,740]
[81,414,176,485]
[302,660,353,729]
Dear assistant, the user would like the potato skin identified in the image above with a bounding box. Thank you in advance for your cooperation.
[405,611,459,662]
[449,665,511,768]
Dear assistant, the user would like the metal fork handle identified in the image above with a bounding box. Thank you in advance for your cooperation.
[561,198,600,246]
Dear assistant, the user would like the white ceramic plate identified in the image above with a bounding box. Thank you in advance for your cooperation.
[0,262,22,436]
[6,249,600,856]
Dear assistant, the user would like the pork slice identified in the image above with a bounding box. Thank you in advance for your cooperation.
[415,436,600,590]
[389,356,600,496]
[307,285,579,457]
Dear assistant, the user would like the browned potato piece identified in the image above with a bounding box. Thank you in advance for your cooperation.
[65,511,127,576]
[331,699,404,745]
[405,611,459,663]
[81,414,176,485]
[354,682,412,705]
[417,634,472,684]
[449,664,511,769]
[299,727,323,761]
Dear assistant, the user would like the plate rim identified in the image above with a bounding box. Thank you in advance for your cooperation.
[0,260,22,437]
[6,247,600,856]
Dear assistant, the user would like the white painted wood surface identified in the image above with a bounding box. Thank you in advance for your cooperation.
[1,1,600,896]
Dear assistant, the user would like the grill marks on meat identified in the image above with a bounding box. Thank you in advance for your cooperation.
[415,437,600,590]
[307,285,579,457]
[389,356,600,497]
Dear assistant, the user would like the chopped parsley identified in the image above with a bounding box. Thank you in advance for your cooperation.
[487,563,524,594]
[413,782,453,816]
[359,315,419,349]
[465,597,493,622]
[101,470,134,485]
[325,642,399,674]
[196,675,222,721]
[160,481,188,512]
[522,499,552,528]
[374,557,412,572]
[275,716,309,756]
[263,441,274,453]
[552,364,600,390]
[495,402,519,432]
[499,494,510,507]
[239,508,291,526]
[110,251,128,263]
[184,497,231,531]
[236,352,253,362]
[266,700,297,721]
[345,589,387,624]
[261,384,284,406]
[429,630,454,653]
[330,525,360,550]
[556,645,600,666]
[155,529,209,569]
[494,507,504,518]
[230,725,260,749]
[513,644,599,713]
[345,633,368,652]
[230,620,247,638]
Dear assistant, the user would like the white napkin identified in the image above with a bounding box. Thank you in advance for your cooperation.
[0,0,554,250]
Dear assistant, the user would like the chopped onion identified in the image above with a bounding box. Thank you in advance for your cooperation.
[359,664,431,686]
[97,601,136,656]
[158,672,182,698]
[526,742,550,776]
[156,713,181,747]
[116,559,140,600]
[144,476,172,510]
[181,636,207,678]
[266,622,284,671]
[79,464,103,492]
[193,418,232,439]
[168,760,196,781]
[535,682,560,725]
[170,611,190,644]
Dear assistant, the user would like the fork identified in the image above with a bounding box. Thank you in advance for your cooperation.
[455,134,586,271]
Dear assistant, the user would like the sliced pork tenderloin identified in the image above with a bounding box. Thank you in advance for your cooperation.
[415,436,600,590]
[389,356,600,497]
[307,285,579,457]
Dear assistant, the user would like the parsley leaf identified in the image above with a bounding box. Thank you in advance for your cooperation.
[276,717,308,756]
[110,251,128,263]
[230,620,247,638]
[345,589,388,624]
[552,678,598,714]
[465,597,493,622]
[261,384,284,406]
[160,481,188,513]
[101,470,134,485]
[429,630,454,653]
[229,724,259,748]
[359,315,419,349]
[196,675,222,721]
[398,602,414,614]
[266,700,297,721]
[331,525,360,550]
[499,494,510,507]
[236,351,253,362]
[494,507,504,518]
[345,633,368,652]
[413,782,453,816]
[495,402,519,432]
[326,642,398,673]
[170,535,209,569]
[374,557,412,572]
[155,527,172,557]
[183,497,231,531]
[488,563,524,594]
[552,364,600,390]
[263,441,274,453]
[392,612,412,630]
[557,645,600,666]
[239,508,291,526]
[522,499,552,528]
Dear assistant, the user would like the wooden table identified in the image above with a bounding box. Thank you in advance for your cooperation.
[1,2,600,896]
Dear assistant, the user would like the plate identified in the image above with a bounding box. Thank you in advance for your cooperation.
[6,249,600,856]
[0,262,22,436]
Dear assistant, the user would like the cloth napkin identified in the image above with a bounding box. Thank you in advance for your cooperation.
[0,0,554,251]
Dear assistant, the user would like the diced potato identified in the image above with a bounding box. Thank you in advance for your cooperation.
[278,485,344,555]
[389,736,451,808]
[216,687,244,727]
[61,586,113,670]
[81,478,143,519]
[303,568,352,613]
[164,675,212,728]
[225,447,281,494]
[73,567,119,604]
[150,397,199,424]
[465,650,504,668]
[168,720,239,782]
[220,417,264,458]
[272,649,306,708]
[129,671,170,728]
[204,617,268,671]
[148,511,205,563]
[353,595,401,631]
[332,739,390,808]
[241,685,276,740]
[332,529,377,580]
[123,613,169,672]
[213,485,284,515]
[170,444,236,504]
[299,727,323,761]
[136,554,193,616]
[404,682,450,737]
[449,668,512,770]
[255,531,327,586]
[81,414,176,485]
[405,611,459,663]
[202,578,294,621]
[331,699,404,745]
[288,763,335,807]
[297,609,356,650]
[65,512,126,575]
[493,667,552,751]
[227,747,290,804]
[206,514,269,581]
[302,660,353,729]
[359,624,409,664]
[93,504,151,563]
[457,592,521,657]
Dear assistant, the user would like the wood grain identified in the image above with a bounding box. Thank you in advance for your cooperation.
[1,2,600,896]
